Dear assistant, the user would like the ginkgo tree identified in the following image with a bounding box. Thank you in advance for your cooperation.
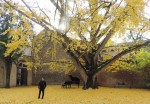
[3,0,150,89]
[0,3,33,88]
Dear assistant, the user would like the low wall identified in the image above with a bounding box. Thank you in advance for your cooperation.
[32,69,148,88]
[98,70,146,88]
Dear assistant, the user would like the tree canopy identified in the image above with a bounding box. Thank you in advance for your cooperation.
[0,2,33,59]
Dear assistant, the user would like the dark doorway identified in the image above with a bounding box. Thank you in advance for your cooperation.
[17,61,28,86]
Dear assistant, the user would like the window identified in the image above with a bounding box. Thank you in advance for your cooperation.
[111,49,114,52]
[102,50,106,53]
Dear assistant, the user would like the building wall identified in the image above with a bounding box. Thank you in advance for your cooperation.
[32,68,147,88]
[0,56,32,87]
[32,72,66,85]
[31,30,149,88]
[0,62,17,87]
[98,70,146,88]
[32,30,84,85]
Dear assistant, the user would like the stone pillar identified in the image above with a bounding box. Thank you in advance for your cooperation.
[0,61,5,87]
[27,70,32,85]
[10,63,17,87]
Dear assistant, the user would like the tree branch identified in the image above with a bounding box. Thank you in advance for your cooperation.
[95,3,112,39]
[50,0,65,16]
[93,4,130,64]
[5,0,60,30]
[94,40,150,74]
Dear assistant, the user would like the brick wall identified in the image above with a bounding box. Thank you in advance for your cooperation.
[98,70,146,88]
[32,30,148,88]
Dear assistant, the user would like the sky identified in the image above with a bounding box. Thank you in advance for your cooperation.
[13,0,150,43]
[13,0,55,34]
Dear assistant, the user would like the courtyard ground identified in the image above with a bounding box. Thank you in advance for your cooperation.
[0,85,150,104]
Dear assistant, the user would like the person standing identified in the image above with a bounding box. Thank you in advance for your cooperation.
[38,77,46,99]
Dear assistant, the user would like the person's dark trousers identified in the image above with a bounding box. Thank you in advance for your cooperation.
[38,89,45,99]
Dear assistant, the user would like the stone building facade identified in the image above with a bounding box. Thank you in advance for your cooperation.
[0,48,32,87]
[0,30,149,88]
[30,30,149,88]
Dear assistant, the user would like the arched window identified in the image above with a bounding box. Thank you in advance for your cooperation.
[17,61,28,86]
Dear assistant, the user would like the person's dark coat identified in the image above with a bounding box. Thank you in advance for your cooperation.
[38,80,46,90]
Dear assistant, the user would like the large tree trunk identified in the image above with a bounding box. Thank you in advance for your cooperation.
[82,72,99,90]
[5,57,12,88]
